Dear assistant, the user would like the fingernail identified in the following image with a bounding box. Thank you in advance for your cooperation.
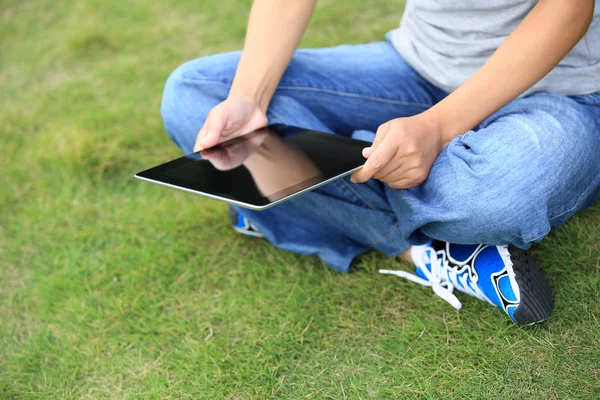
[350,176,357,183]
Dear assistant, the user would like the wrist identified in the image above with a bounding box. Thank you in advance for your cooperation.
[229,71,274,113]
[422,103,470,148]
[228,87,269,112]
[415,108,451,151]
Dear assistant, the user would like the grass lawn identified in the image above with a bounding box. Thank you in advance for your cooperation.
[1,0,599,398]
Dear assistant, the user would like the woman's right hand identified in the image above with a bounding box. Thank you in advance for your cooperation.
[193,95,268,152]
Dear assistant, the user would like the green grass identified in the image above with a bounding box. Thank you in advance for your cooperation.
[1,0,599,398]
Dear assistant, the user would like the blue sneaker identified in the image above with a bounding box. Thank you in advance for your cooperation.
[228,207,263,238]
[380,241,553,324]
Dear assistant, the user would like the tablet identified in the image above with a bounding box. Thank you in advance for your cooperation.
[135,125,370,210]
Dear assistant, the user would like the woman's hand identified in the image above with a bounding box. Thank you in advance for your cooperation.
[193,95,268,152]
[350,113,445,189]
[193,0,318,153]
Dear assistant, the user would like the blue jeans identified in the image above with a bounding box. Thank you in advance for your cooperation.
[161,42,600,273]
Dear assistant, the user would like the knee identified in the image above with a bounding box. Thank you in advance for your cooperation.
[421,171,550,247]
[160,62,200,152]
[420,98,599,246]
[159,64,191,152]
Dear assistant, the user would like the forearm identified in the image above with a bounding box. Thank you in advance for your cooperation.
[426,0,594,145]
[229,0,317,111]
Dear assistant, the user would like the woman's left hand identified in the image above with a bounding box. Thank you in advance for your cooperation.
[350,113,447,189]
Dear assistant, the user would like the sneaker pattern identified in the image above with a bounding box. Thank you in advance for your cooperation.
[380,241,522,322]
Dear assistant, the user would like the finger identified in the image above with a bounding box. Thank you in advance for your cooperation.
[378,167,409,184]
[372,123,391,149]
[385,175,427,190]
[194,125,207,152]
[194,106,228,151]
[351,139,396,183]
[373,152,403,180]
[200,109,228,149]
[385,178,414,190]
[380,166,428,189]
[361,123,390,159]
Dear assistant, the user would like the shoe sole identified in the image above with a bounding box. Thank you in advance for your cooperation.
[232,225,264,238]
[228,207,264,238]
[509,246,554,324]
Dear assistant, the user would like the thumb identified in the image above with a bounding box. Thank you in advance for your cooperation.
[194,105,228,152]
[350,137,396,183]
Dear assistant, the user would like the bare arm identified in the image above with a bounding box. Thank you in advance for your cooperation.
[429,0,595,145]
[231,0,318,111]
[195,0,317,151]
[352,0,595,187]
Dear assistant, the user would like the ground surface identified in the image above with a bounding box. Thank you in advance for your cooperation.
[1,0,599,398]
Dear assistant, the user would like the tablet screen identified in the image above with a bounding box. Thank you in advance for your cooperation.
[136,125,369,209]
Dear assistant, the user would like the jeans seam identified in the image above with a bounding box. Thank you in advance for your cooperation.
[548,171,600,223]
[265,107,287,126]
[322,236,346,260]
[180,78,287,126]
[277,86,432,108]
[367,224,402,246]
[180,77,432,109]
[339,179,374,210]
[513,172,600,244]
[527,230,550,244]
[580,94,600,106]
[339,179,397,217]
[321,218,401,256]
[585,94,594,104]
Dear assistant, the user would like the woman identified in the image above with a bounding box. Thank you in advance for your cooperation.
[160,0,600,324]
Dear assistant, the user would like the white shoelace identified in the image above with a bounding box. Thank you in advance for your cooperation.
[379,245,491,310]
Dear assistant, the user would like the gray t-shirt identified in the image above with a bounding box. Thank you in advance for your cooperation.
[389,0,600,96]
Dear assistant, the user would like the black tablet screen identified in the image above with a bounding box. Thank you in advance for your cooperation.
[136,125,370,209]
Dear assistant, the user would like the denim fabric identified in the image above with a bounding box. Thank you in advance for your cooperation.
[161,42,600,273]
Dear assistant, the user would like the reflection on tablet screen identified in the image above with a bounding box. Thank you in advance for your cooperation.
[137,125,369,208]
